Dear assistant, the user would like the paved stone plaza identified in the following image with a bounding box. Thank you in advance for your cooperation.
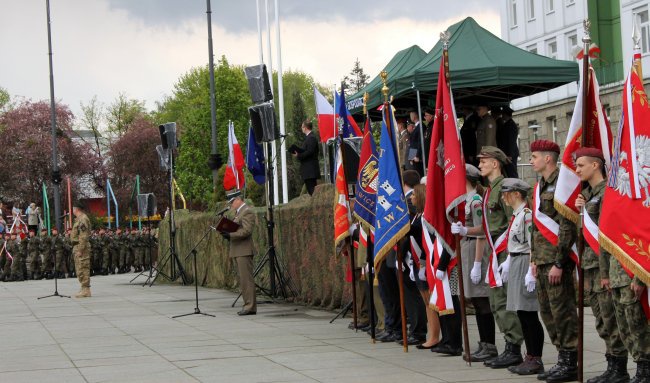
[0,273,623,382]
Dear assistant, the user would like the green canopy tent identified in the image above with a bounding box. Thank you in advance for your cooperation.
[347,44,427,113]
[350,17,579,114]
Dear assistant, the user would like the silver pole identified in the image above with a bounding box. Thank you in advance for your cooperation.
[415,86,427,176]
[265,0,279,205]
[206,0,219,191]
[274,0,288,203]
[256,0,264,64]
[46,0,62,232]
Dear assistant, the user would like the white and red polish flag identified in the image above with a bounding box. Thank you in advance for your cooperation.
[223,121,245,191]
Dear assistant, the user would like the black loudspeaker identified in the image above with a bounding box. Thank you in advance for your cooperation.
[249,102,279,142]
[244,64,273,104]
[137,193,156,217]
[158,122,177,150]
[327,138,361,184]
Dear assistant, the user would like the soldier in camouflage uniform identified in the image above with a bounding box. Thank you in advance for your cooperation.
[133,229,145,273]
[0,233,10,281]
[476,146,524,368]
[574,148,629,383]
[10,232,26,281]
[89,230,99,276]
[26,229,41,280]
[109,229,120,274]
[40,228,52,279]
[51,228,67,279]
[142,228,152,271]
[119,228,131,273]
[71,204,91,298]
[65,229,75,278]
[100,229,111,275]
[528,140,580,382]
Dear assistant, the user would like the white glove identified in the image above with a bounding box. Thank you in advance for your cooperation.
[435,269,445,280]
[470,261,482,285]
[525,266,536,293]
[499,255,511,283]
[450,222,468,236]
[418,267,426,281]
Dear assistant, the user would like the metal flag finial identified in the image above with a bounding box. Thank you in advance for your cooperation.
[582,19,591,44]
[440,30,451,49]
[633,16,642,50]
[380,70,389,102]
[363,92,369,115]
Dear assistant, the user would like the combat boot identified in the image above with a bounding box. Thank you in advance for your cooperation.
[470,342,498,362]
[464,342,483,362]
[546,350,578,382]
[487,342,522,369]
[75,287,91,298]
[630,360,650,383]
[587,354,615,383]
[508,354,544,375]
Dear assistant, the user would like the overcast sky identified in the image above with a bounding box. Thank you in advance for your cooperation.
[0,1,501,122]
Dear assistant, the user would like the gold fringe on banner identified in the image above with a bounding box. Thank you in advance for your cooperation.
[599,232,650,286]
[554,200,580,225]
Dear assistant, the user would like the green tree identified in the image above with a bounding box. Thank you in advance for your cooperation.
[155,57,256,208]
[0,86,9,112]
[106,93,147,136]
[342,58,370,95]
[79,95,104,157]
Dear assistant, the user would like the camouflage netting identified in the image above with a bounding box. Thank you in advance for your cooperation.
[158,183,352,310]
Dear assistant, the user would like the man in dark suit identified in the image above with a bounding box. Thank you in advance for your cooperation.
[291,121,320,196]
[221,189,256,315]
[497,106,520,177]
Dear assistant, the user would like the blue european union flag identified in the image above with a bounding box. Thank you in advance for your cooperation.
[246,126,265,185]
[373,105,410,266]
[336,91,358,138]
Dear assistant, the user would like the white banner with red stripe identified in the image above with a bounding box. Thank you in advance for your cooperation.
[481,188,507,288]
[583,209,600,256]
[424,230,455,315]
[533,183,580,265]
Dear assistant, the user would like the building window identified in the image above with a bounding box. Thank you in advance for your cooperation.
[636,8,650,54]
[547,39,558,59]
[546,0,554,13]
[548,116,558,142]
[527,44,538,54]
[567,33,578,59]
[528,0,536,20]
[511,0,518,27]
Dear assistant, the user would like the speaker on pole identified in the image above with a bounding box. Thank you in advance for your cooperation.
[158,122,177,150]
[248,102,279,143]
[137,193,157,217]
[244,64,273,104]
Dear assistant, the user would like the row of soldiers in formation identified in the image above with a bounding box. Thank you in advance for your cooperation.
[0,227,158,282]
[346,142,648,383]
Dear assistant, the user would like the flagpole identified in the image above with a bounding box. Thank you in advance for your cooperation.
[439,31,471,365]
[381,72,409,353]
[206,0,220,192]
[339,82,358,332]
[255,0,264,64]
[362,92,377,342]
[577,19,591,383]
[264,0,279,205]
[274,0,288,204]
[413,83,427,177]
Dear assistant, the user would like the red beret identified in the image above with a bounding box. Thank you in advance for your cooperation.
[574,147,604,161]
[530,139,560,154]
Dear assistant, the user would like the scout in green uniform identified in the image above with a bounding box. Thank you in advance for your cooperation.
[573,148,629,383]
[476,146,524,369]
[529,140,580,382]
[71,204,92,298]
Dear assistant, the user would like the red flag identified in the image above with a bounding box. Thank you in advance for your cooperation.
[334,145,352,254]
[423,50,466,254]
[600,49,650,286]
[555,57,613,223]
[223,121,245,191]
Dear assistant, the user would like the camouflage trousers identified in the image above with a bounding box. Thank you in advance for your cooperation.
[611,285,650,362]
[67,252,75,275]
[353,269,369,324]
[1,254,11,279]
[11,254,26,280]
[27,253,42,276]
[73,245,90,288]
[119,248,129,269]
[110,249,119,270]
[584,267,627,357]
[536,263,579,351]
[53,250,67,274]
[489,251,524,345]
[41,251,53,273]
[101,249,111,271]
[133,248,144,268]
[143,247,152,268]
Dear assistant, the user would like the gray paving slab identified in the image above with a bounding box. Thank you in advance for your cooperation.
[0,273,630,382]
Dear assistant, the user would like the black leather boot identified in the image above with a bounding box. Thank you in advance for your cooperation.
[488,342,523,369]
[546,350,578,382]
[586,354,614,383]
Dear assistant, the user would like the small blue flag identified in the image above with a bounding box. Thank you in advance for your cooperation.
[246,126,265,185]
[336,91,361,138]
[373,104,410,266]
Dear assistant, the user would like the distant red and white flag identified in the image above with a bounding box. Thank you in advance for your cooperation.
[423,50,466,255]
[600,47,650,289]
[555,56,613,223]
[313,87,362,143]
[223,121,245,191]
[422,222,455,315]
